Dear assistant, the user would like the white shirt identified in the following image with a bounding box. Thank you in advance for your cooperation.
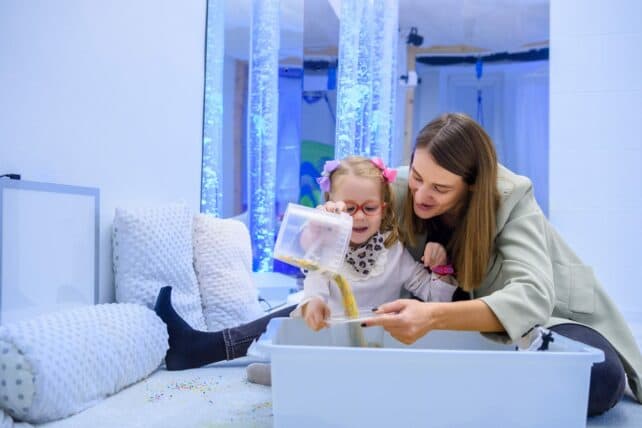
[292,241,457,317]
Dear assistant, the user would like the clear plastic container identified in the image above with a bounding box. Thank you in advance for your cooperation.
[273,203,353,273]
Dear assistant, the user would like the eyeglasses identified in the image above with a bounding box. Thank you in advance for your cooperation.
[343,200,386,217]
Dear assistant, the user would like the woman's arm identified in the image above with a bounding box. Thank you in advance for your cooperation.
[364,298,503,344]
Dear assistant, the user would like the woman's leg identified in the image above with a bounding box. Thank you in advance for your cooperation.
[549,323,626,416]
[154,286,295,370]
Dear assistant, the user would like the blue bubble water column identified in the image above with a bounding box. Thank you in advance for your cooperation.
[200,0,225,216]
[248,0,280,271]
[334,0,399,163]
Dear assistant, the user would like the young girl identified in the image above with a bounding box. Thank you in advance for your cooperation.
[296,156,457,331]
[152,156,457,383]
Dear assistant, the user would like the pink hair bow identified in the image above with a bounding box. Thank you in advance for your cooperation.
[371,157,397,183]
[316,159,341,192]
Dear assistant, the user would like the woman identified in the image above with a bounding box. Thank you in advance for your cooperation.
[363,112,642,416]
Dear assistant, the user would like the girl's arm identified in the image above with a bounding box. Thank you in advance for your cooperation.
[290,271,331,318]
[364,298,503,345]
[399,246,456,303]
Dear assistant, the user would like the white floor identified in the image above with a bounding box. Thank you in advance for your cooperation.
[35,312,642,428]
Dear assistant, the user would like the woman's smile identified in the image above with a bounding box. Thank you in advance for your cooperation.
[414,201,436,213]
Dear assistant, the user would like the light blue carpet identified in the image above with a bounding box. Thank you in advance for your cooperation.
[587,391,642,427]
[37,361,640,428]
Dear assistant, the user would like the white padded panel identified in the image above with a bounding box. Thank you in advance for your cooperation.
[0,182,97,325]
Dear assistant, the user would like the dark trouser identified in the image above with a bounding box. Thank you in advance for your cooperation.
[222,304,296,360]
[549,323,626,416]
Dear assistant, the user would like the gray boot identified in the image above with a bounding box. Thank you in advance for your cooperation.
[246,362,271,386]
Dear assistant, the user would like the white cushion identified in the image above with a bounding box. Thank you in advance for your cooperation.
[193,214,264,331]
[0,341,34,422]
[113,204,206,330]
[0,304,168,424]
[0,409,16,428]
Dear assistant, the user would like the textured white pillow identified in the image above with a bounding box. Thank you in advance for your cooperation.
[0,303,168,424]
[113,204,206,330]
[0,341,34,422]
[193,214,264,331]
[0,409,16,428]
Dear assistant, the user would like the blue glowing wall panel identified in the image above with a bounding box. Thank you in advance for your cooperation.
[335,0,399,163]
[248,0,280,272]
[201,0,225,216]
[370,0,398,163]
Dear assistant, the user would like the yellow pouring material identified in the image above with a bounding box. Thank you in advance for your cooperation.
[332,273,367,347]
[275,255,367,347]
[332,274,359,319]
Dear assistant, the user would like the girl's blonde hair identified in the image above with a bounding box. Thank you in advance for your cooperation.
[323,156,400,248]
[401,113,500,291]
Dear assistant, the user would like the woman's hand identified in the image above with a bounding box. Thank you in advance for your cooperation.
[422,242,447,269]
[364,299,505,342]
[364,299,437,345]
[301,298,330,331]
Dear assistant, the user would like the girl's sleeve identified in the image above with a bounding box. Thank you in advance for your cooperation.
[289,271,331,318]
[478,188,555,342]
[400,248,457,302]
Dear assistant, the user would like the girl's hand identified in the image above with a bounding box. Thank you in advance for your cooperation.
[318,200,347,214]
[301,298,330,331]
[300,201,346,249]
[364,299,437,344]
[422,242,447,269]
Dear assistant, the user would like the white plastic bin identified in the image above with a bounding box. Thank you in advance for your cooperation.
[256,318,604,428]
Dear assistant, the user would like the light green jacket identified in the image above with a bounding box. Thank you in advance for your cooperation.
[393,164,642,403]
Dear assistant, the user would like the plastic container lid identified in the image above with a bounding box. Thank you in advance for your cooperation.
[324,310,385,325]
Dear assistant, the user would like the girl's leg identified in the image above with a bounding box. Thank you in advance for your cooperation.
[154,286,295,370]
[223,302,294,359]
[549,323,626,416]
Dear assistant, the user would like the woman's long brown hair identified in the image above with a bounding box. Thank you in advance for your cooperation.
[401,113,500,291]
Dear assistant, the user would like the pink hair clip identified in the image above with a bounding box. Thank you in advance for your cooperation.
[432,264,455,276]
[371,157,397,184]
[316,159,341,192]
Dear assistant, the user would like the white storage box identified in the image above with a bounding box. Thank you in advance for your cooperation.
[256,318,604,428]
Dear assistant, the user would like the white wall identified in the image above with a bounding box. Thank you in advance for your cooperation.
[414,61,550,214]
[0,1,206,302]
[550,0,642,318]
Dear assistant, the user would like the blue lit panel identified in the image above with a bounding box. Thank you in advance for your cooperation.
[334,0,398,164]
[248,0,280,272]
[200,0,225,216]
[370,0,398,164]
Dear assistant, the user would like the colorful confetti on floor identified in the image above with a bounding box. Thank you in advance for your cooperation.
[38,366,274,427]
[145,375,228,404]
